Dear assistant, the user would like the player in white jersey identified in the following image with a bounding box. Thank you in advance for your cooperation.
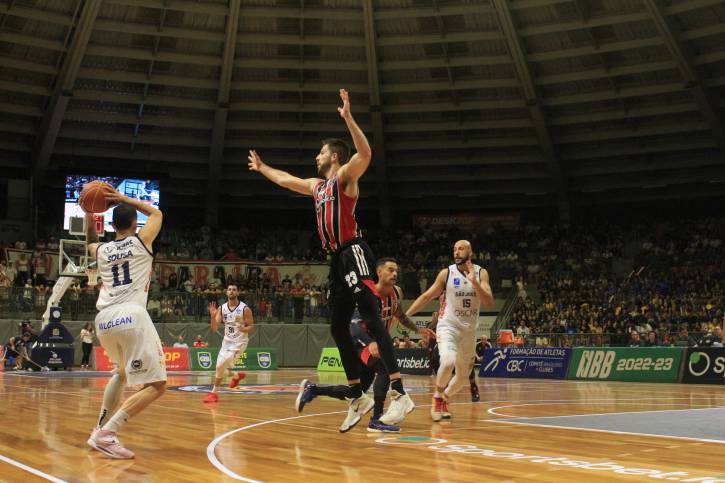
[84,189,165,459]
[407,240,493,422]
[204,283,254,403]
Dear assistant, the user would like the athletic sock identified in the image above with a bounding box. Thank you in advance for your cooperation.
[98,373,124,427]
[102,409,129,434]
[313,384,351,400]
[372,398,385,420]
[348,383,363,399]
[390,378,406,395]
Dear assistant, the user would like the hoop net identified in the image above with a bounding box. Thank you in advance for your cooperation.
[86,267,99,286]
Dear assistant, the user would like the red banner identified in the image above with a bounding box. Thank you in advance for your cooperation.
[93,346,189,371]
[163,347,189,371]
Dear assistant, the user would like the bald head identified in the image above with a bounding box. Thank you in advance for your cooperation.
[453,239,473,264]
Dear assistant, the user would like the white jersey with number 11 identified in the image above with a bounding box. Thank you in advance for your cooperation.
[96,235,153,311]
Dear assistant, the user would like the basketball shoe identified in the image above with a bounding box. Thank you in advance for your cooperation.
[431,396,444,422]
[228,372,247,389]
[367,418,401,433]
[295,379,317,413]
[87,429,135,459]
[379,390,415,425]
[339,394,374,433]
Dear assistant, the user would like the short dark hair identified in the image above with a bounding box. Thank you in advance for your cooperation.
[227,283,238,289]
[321,138,350,164]
[376,257,398,268]
[112,203,137,230]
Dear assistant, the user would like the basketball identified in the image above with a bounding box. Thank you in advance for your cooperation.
[78,180,114,213]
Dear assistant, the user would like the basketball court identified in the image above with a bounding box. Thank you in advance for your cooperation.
[2,369,724,482]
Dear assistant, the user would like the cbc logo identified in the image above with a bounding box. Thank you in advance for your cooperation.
[506,360,524,372]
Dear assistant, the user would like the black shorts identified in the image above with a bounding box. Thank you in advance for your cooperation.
[327,238,376,309]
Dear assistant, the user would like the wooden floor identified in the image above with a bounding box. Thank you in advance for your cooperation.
[1,369,724,482]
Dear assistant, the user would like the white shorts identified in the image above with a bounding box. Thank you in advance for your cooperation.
[437,320,476,364]
[216,338,249,373]
[95,302,166,386]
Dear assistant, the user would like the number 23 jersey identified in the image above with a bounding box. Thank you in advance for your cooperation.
[222,301,249,343]
[96,235,153,311]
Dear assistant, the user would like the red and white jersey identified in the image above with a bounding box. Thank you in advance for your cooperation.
[96,235,153,311]
[378,285,402,332]
[222,301,249,344]
[439,264,482,330]
[313,175,359,252]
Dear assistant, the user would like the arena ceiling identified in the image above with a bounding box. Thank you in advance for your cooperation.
[0,0,724,219]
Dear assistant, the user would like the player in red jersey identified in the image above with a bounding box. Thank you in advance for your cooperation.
[248,89,414,425]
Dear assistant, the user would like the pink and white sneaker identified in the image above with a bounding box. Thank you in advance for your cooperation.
[87,429,135,459]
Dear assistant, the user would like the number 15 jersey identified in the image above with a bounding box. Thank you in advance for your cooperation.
[439,263,482,330]
[96,235,153,311]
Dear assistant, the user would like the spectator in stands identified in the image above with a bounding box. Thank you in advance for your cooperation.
[291,283,305,323]
[628,331,643,347]
[68,280,81,320]
[15,253,29,287]
[145,296,160,318]
[173,336,188,348]
[643,331,658,347]
[392,336,401,348]
[193,335,208,348]
[400,334,415,349]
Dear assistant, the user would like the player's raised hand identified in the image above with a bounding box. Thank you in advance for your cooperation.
[337,88,351,119]
[208,301,217,315]
[465,260,477,282]
[102,186,126,206]
[248,149,263,171]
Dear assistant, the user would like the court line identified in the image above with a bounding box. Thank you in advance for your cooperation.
[207,410,348,482]
[488,402,722,419]
[0,454,69,483]
[491,419,725,445]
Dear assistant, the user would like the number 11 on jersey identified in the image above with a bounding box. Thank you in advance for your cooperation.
[111,261,133,287]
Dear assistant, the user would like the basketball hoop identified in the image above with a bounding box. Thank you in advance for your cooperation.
[86,267,99,287]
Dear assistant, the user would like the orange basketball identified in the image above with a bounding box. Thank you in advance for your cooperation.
[79,181,114,213]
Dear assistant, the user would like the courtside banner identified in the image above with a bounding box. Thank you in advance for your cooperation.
[479,347,572,379]
[189,347,219,371]
[232,347,278,370]
[567,347,682,382]
[164,347,189,371]
[93,346,190,371]
[396,348,432,375]
[317,347,344,372]
[682,348,725,384]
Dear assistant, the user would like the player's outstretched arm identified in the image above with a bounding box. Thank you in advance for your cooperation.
[247,149,318,196]
[336,89,372,184]
[406,268,448,318]
[395,287,436,339]
[103,188,163,249]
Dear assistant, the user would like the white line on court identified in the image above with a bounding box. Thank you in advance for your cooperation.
[491,419,725,445]
[207,410,348,482]
[0,454,69,483]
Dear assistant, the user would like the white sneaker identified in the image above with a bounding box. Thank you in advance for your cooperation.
[379,390,415,425]
[339,394,374,433]
[87,429,135,459]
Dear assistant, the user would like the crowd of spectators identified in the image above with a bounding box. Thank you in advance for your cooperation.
[1,214,723,349]
[509,216,724,347]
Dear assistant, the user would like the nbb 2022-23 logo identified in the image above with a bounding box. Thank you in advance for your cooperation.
[571,349,679,382]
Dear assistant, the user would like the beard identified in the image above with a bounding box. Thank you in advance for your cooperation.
[317,160,331,177]
[455,255,470,264]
